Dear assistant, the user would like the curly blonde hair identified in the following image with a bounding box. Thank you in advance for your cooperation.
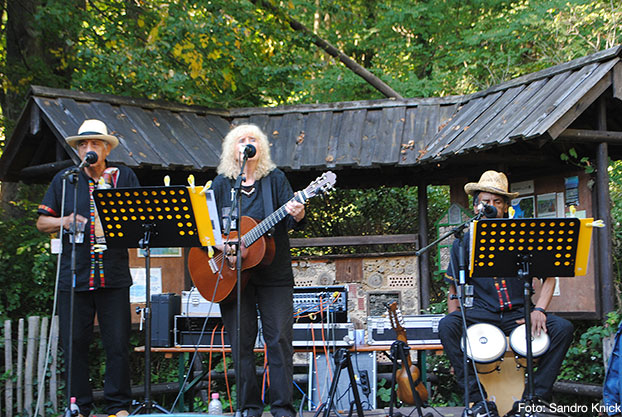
[217,124,276,179]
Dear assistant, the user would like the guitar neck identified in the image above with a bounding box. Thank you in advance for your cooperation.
[242,193,305,247]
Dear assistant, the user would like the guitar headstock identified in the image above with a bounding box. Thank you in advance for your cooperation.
[301,171,336,200]
[387,301,406,333]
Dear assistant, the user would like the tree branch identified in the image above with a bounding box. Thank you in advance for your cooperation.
[250,0,403,99]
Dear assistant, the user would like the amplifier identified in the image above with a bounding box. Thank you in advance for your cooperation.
[293,322,354,347]
[293,285,348,323]
[173,315,263,348]
[309,351,377,410]
[366,314,444,345]
[151,293,180,347]
[180,290,221,317]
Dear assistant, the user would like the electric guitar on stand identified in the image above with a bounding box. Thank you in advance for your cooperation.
[188,171,336,303]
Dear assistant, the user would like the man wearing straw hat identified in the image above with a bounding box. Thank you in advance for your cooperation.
[438,171,574,417]
[37,119,138,417]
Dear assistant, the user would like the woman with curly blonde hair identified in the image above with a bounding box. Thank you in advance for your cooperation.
[217,124,276,179]
[210,123,304,417]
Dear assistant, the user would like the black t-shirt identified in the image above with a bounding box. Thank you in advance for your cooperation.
[38,164,140,291]
[210,168,303,286]
[445,230,537,312]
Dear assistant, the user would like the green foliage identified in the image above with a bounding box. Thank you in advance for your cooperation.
[376,378,393,405]
[559,312,619,383]
[560,147,595,173]
[292,185,449,257]
[2,0,621,117]
[609,161,622,307]
[0,199,56,322]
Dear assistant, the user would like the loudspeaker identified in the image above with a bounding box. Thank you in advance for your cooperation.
[308,351,376,411]
[150,293,180,347]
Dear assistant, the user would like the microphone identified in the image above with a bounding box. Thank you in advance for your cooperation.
[78,151,98,169]
[242,144,256,159]
[479,203,498,218]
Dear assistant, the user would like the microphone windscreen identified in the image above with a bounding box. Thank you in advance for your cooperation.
[85,151,98,164]
[244,144,257,158]
[484,204,498,218]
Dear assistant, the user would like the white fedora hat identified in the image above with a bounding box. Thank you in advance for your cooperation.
[65,119,119,149]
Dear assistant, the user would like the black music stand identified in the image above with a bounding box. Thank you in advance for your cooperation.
[470,217,593,414]
[94,186,217,414]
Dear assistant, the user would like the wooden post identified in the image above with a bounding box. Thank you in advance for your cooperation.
[17,319,24,414]
[25,316,39,416]
[418,181,430,310]
[4,320,12,417]
[50,316,59,413]
[597,97,614,317]
[35,317,48,417]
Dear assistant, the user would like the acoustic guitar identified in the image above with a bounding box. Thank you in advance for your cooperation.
[387,301,429,404]
[188,171,336,303]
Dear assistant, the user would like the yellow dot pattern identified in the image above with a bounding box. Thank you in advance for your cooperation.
[472,219,580,278]
[93,186,200,248]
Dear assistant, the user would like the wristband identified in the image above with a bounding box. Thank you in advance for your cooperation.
[533,307,547,315]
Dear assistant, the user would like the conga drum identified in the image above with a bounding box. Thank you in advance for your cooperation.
[509,323,551,368]
[462,323,507,373]
[462,323,526,416]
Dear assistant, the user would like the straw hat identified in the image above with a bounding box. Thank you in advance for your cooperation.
[65,119,119,149]
[464,170,519,198]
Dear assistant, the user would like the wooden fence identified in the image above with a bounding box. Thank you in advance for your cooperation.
[3,316,60,417]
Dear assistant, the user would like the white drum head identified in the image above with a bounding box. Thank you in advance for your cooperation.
[462,323,507,363]
[509,323,550,357]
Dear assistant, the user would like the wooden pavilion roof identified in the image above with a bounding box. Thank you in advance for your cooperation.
[1,46,622,188]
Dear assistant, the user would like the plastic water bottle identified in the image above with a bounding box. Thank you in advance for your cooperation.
[69,397,80,417]
[208,392,223,415]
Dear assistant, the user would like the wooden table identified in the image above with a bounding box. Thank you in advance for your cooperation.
[134,343,443,411]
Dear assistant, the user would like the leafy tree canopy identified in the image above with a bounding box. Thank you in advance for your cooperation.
[1,0,620,120]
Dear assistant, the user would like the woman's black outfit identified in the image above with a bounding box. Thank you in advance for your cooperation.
[210,168,304,417]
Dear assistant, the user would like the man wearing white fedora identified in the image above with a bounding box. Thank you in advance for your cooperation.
[37,119,138,417]
[438,171,574,417]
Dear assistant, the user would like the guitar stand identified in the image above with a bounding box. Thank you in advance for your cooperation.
[387,341,431,417]
[319,348,365,417]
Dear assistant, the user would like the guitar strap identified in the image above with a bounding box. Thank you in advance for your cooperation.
[261,175,275,237]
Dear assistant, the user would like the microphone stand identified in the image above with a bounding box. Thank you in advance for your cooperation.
[416,212,492,417]
[61,166,81,417]
[224,153,251,417]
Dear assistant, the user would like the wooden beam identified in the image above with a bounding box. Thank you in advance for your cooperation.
[289,234,418,248]
[547,72,612,139]
[614,62,622,101]
[596,98,614,317]
[418,182,430,310]
[250,0,403,99]
[557,128,622,143]
[20,160,73,179]
[29,86,230,117]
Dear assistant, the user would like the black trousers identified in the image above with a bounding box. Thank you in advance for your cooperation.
[220,283,295,417]
[438,307,573,403]
[58,287,132,416]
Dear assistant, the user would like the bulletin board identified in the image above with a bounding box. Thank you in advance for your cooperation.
[509,171,597,317]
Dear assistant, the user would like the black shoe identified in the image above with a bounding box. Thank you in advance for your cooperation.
[463,400,499,417]
[503,401,534,417]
